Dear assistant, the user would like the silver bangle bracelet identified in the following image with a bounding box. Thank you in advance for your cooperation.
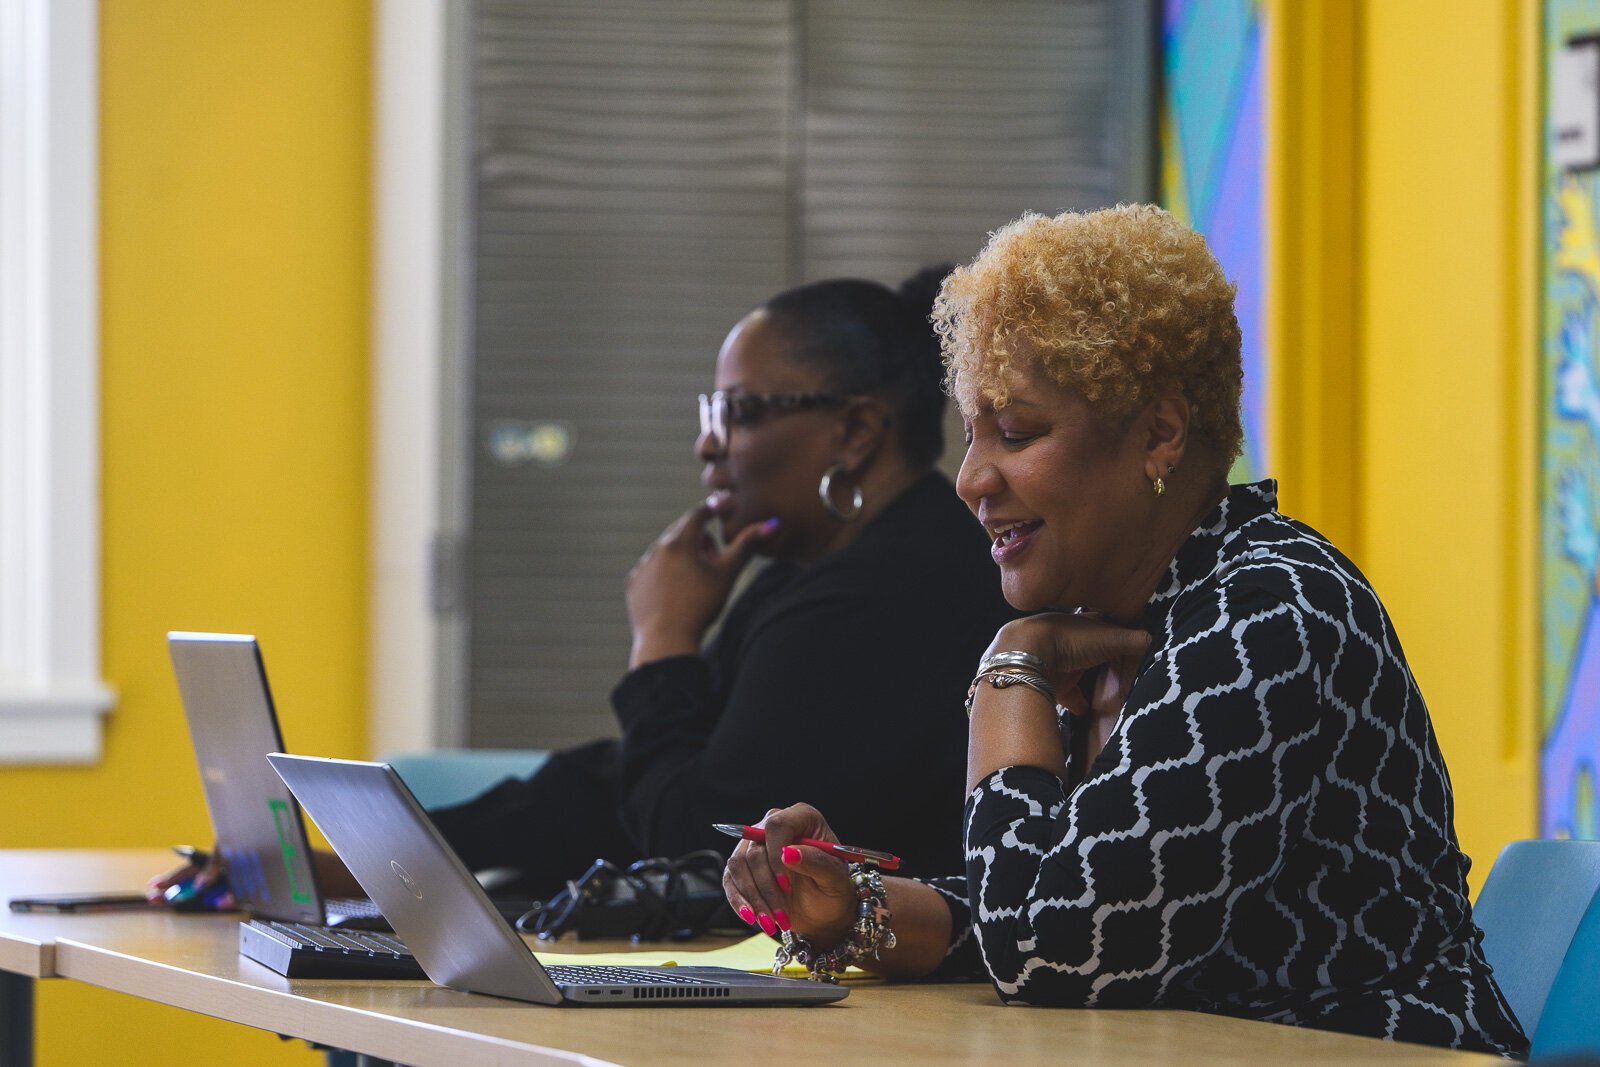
[975,649,1049,676]
[965,666,1056,717]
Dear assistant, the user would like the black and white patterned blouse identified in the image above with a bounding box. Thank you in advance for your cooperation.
[928,481,1527,1057]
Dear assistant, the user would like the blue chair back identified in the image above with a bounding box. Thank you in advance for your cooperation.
[1533,884,1600,1060]
[384,749,550,810]
[1473,839,1600,1041]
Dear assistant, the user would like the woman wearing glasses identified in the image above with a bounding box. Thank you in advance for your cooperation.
[427,269,1014,905]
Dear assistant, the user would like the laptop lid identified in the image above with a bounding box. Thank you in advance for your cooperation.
[167,632,325,925]
[267,753,847,1006]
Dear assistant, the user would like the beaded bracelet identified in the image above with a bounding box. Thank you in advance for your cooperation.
[771,863,896,983]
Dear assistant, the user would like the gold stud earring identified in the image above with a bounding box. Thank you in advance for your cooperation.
[1153,476,1166,497]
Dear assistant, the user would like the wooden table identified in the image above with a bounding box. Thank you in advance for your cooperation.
[0,849,171,1067]
[0,849,170,978]
[3,851,1503,1067]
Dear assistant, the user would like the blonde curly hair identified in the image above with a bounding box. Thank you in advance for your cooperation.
[934,204,1243,462]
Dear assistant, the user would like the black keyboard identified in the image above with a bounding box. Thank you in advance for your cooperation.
[239,921,723,990]
[322,896,391,930]
[239,919,426,979]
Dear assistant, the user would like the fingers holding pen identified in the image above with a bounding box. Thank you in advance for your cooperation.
[776,841,849,888]
[723,838,783,934]
[723,805,809,933]
[768,838,852,945]
[754,806,814,934]
[721,804,856,941]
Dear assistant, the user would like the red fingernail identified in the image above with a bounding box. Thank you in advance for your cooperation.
[774,910,791,932]
[776,872,792,893]
[758,913,777,936]
[738,905,755,925]
[781,846,801,865]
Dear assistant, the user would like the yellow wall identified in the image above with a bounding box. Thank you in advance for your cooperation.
[1356,0,1537,889]
[0,3,371,1062]
[1272,0,1537,890]
[0,0,1544,1058]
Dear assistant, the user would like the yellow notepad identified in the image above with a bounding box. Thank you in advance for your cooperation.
[531,933,871,979]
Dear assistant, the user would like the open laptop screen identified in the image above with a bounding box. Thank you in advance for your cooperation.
[268,753,847,1007]
[168,632,325,925]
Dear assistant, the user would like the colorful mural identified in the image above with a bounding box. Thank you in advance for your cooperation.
[1161,0,1265,481]
[1543,0,1600,841]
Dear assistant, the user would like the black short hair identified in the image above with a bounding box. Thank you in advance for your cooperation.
[762,265,952,470]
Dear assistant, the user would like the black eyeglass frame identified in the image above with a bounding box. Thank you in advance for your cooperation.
[696,390,851,456]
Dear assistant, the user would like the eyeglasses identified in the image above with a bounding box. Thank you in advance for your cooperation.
[696,390,848,456]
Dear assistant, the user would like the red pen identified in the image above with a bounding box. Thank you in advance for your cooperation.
[712,823,901,870]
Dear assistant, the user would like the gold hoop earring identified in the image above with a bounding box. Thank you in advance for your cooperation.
[1153,476,1166,497]
[819,463,864,522]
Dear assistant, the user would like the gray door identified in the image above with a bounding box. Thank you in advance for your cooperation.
[462,0,1155,750]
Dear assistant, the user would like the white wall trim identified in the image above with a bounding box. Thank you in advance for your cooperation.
[0,0,113,764]
[371,0,457,757]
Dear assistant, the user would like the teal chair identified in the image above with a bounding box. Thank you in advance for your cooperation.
[384,749,549,810]
[1532,883,1600,1061]
[1474,839,1600,1043]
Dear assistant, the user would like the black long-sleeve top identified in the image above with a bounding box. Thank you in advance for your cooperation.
[612,471,1014,877]
[929,481,1526,1056]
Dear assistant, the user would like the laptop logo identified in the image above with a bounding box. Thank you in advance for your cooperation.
[391,860,423,899]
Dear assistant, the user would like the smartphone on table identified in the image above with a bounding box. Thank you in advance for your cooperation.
[9,892,153,914]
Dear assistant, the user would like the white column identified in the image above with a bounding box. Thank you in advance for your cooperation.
[371,0,464,756]
[0,0,114,762]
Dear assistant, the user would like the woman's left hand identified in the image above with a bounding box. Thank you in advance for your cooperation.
[626,492,778,668]
[980,613,1150,688]
[967,614,1150,788]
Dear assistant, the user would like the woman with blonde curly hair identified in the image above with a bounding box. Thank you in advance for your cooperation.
[723,205,1527,1056]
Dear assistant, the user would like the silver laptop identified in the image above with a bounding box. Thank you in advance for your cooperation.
[167,632,385,929]
[267,753,848,1007]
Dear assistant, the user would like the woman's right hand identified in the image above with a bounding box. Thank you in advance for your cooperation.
[626,492,778,669]
[146,845,233,910]
[722,803,855,943]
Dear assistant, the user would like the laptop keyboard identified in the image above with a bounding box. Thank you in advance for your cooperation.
[324,896,386,922]
[241,921,731,995]
[545,964,716,986]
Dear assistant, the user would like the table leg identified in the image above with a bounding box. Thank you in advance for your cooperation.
[0,971,33,1067]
